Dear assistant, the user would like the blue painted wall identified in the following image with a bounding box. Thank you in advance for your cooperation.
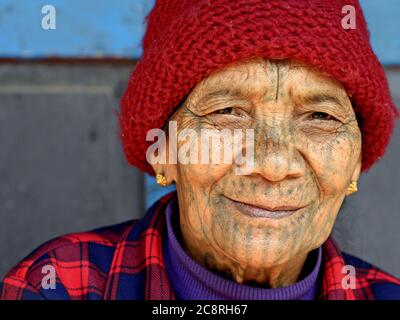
[0,0,155,58]
[361,0,400,65]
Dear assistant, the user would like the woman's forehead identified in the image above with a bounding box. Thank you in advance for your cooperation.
[189,58,349,104]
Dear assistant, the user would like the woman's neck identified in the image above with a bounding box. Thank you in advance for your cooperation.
[180,226,309,288]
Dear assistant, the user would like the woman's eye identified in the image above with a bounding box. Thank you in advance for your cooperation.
[215,107,234,115]
[311,112,336,121]
[208,106,249,120]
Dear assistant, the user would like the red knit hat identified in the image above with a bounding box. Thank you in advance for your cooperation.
[120,0,399,176]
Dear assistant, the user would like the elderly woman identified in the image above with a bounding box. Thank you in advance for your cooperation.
[1,0,400,300]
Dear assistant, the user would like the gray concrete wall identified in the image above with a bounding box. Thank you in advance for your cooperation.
[0,63,399,280]
[0,63,144,278]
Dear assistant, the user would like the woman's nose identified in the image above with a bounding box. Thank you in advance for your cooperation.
[251,121,305,182]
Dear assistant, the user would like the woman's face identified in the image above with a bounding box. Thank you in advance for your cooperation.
[155,57,362,286]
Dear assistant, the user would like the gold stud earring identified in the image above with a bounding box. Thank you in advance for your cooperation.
[346,181,358,196]
[156,173,168,187]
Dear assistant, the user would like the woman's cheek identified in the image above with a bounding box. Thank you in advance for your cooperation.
[175,131,235,186]
[298,129,360,196]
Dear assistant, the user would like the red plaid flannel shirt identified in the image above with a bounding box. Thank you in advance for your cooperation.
[1,191,400,300]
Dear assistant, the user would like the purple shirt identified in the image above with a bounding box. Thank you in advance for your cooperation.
[163,197,322,300]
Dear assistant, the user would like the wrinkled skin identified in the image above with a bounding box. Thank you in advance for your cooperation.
[151,57,362,288]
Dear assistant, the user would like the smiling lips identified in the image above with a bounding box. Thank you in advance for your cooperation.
[227,197,306,220]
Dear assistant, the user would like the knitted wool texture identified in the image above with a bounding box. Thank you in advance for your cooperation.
[119,0,399,175]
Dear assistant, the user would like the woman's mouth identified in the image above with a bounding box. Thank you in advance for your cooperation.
[226,197,306,220]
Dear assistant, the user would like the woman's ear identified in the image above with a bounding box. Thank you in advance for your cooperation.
[351,152,362,182]
[148,135,178,186]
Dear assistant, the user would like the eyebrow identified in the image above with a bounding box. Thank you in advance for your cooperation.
[301,93,344,107]
[196,88,245,105]
[195,88,348,113]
